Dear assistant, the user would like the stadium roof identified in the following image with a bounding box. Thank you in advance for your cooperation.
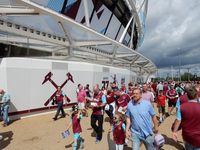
[0,0,156,75]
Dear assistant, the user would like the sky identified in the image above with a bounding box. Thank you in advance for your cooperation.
[138,0,200,75]
[2,0,199,77]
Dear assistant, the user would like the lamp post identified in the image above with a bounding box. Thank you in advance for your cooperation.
[187,68,190,81]
[171,66,174,81]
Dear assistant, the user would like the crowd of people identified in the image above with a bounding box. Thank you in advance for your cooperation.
[1,80,200,150]
[64,80,200,150]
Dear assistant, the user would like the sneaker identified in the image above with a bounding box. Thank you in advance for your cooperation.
[95,139,100,144]
[162,116,165,122]
[95,136,100,144]
[159,117,162,123]
[80,139,84,149]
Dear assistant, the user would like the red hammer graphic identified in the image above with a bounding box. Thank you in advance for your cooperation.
[42,72,74,106]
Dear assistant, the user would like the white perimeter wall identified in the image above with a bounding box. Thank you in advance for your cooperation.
[0,58,137,114]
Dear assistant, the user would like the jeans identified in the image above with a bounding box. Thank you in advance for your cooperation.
[2,105,9,125]
[115,144,124,150]
[132,132,155,150]
[54,102,65,119]
[91,114,103,141]
[185,142,200,150]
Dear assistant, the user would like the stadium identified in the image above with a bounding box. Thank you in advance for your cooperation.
[0,0,156,117]
[1,1,195,150]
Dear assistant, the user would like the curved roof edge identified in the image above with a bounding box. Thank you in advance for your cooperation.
[0,0,156,75]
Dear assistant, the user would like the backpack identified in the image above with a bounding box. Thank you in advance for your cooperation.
[154,134,165,149]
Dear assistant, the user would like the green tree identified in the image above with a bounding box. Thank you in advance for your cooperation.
[181,72,194,81]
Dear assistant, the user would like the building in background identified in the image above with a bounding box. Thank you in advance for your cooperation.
[0,0,156,118]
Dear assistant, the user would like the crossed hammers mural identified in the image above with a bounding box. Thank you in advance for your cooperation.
[42,72,74,106]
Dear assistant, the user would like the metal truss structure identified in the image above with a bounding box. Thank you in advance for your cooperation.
[0,0,156,76]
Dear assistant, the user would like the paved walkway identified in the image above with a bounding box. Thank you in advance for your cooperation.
[0,109,185,150]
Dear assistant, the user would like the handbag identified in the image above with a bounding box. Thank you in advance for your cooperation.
[154,133,165,149]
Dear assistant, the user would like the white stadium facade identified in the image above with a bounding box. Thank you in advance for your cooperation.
[0,0,156,118]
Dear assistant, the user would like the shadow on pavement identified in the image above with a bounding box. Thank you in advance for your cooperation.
[0,131,14,149]
[162,134,185,150]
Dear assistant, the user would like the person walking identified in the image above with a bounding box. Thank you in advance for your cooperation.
[114,90,130,115]
[66,105,84,150]
[157,90,166,123]
[142,83,154,104]
[112,112,126,150]
[125,88,158,150]
[53,86,66,120]
[0,89,10,126]
[172,86,200,150]
[85,84,92,98]
[156,82,163,96]
[77,84,88,117]
[90,84,106,143]
[166,84,178,116]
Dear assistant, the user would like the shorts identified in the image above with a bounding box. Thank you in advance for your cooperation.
[78,102,85,110]
[168,100,176,107]
[158,106,165,114]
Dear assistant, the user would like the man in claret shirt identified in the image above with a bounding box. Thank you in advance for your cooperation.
[166,84,178,116]
[163,82,168,96]
[115,90,130,115]
[90,84,106,144]
[172,86,200,150]
[105,89,116,126]
[53,86,66,120]
[151,81,157,96]
[128,83,134,99]
[175,85,190,121]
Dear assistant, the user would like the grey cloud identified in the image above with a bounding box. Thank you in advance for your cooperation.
[139,0,200,69]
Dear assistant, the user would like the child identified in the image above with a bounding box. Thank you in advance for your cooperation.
[157,90,166,123]
[112,112,126,150]
[66,105,84,150]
